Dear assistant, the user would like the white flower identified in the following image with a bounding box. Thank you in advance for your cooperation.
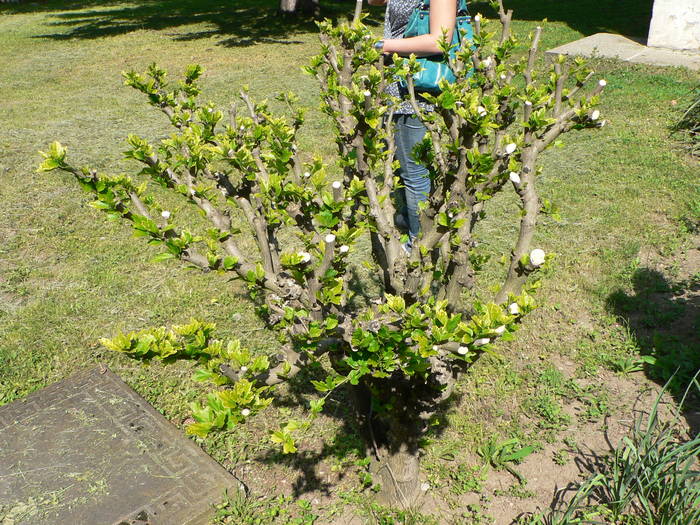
[482,57,492,68]
[457,346,469,355]
[530,248,546,266]
[474,14,481,22]
[477,106,488,117]
[303,171,311,178]
[339,245,349,253]
[298,251,311,263]
[508,303,520,315]
[432,345,439,351]
[241,408,251,417]
[599,79,607,87]
[591,110,600,121]
[160,210,171,219]
[500,73,507,80]
[524,100,533,107]
[474,338,490,347]
[363,90,371,97]
[509,172,521,184]
[240,366,248,373]
[325,233,336,244]
[240,125,245,131]
[447,212,454,219]
[505,143,517,154]
[332,181,342,189]
[494,325,506,335]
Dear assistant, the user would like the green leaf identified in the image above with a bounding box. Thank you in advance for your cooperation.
[222,255,238,270]
[186,422,214,438]
[192,369,218,383]
[311,380,330,392]
[310,398,325,413]
[151,252,176,263]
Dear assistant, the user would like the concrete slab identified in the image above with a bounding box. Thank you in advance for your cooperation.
[0,367,238,525]
[546,33,700,71]
[648,0,700,51]
[547,33,646,61]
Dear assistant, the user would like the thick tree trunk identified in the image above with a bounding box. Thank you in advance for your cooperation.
[279,0,297,13]
[279,0,320,16]
[351,371,456,508]
[371,423,423,507]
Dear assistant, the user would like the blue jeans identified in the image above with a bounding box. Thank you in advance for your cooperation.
[393,114,430,242]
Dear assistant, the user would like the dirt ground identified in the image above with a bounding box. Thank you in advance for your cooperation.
[233,235,700,525]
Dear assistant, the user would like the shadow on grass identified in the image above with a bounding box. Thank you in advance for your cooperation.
[4,0,655,46]
[470,0,654,39]
[1,0,383,47]
[254,373,466,499]
[607,267,700,427]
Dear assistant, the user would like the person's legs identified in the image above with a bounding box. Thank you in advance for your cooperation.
[393,113,430,243]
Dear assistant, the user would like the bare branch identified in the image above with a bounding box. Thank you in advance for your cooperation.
[353,0,363,25]
[524,26,542,86]
[495,151,539,303]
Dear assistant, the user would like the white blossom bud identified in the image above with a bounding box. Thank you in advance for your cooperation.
[160,210,171,219]
[240,125,245,131]
[457,346,469,355]
[447,212,454,219]
[524,100,533,107]
[298,251,311,263]
[599,79,607,87]
[508,302,520,315]
[339,245,349,253]
[474,14,481,22]
[325,233,336,244]
[363,90,371,97]
[474,338,490,347]
[477,106,488,117]
[494,325,506,335]
[509,172,521,184]
[432,345,439,351]
[303,171,311,178]
[332,181,342,189]
[500,73,507,80]
[591,110,600,121]
[241,408,251,417]
[530,248,546,266]
[505,143,517,154]
[240,366,248,372]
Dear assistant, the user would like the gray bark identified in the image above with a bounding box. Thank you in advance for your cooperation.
[279,0,320,15]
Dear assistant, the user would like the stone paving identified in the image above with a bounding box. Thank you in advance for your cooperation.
[0,367,238,525]
[546,33,700,71]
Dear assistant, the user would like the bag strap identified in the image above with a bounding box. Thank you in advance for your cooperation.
[419,0,469,15]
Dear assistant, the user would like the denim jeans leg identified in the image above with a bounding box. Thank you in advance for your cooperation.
[393,114,430,242]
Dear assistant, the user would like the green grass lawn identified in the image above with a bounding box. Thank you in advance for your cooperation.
[1,1,699,523]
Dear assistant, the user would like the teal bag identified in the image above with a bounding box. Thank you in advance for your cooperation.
[402,0,473,92]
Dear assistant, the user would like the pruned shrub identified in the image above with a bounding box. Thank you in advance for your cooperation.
[39,0,605,505]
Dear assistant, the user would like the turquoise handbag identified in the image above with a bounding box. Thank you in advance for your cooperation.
[402,0,473,92]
